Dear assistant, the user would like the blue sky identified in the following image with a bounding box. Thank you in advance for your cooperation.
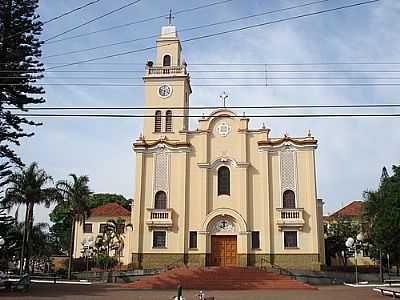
[18,0,400,222]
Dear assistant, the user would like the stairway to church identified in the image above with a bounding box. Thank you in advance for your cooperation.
[122,266,315,290]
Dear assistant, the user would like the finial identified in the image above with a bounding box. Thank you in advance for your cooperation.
[284,132,289,138]
[219,91,228,107]
[138,132,143,140]
[166,9,174,26]
[202,113,205,119]
[262,122,266,129]
[242,112,246,117]
[308,130,312,137]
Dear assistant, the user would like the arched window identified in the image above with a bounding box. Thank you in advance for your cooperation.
[218,166,230,196]
[154,110,162,132]
[165,110,172,132]
[154,191,167,209]
[163,55,171,67]
[283,190,296,208]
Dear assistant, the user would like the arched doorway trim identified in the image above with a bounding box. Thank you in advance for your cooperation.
[201,208,248,234]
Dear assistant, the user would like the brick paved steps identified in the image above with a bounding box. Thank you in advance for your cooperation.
[123,267,314,290]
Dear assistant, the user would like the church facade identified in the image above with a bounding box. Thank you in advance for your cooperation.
[130,25,325,270]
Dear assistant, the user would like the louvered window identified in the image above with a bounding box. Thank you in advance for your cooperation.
[154,110,162,132]
[165,110,172,132]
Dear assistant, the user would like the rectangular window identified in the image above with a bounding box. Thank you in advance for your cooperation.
[99,224,107,233]
[284,231,298,248]
[251,231,260,249]
[83,223,92,233]
[116,224,125,234]
[189,231,197,249]
[153,231,166,248]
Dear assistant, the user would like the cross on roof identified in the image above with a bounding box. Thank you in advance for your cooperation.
[166,9,174,25]
[220,91,228,107]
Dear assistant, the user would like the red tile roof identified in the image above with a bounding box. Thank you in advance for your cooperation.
[330,201,363,218]
[90,203,131,218]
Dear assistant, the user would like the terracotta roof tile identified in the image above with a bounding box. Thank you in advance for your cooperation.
[330,201,363,218]
[90,203,130,218]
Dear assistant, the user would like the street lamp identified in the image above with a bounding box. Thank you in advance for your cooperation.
[345,233,364,284]
[81,239,94,272]
[0,236,5,248]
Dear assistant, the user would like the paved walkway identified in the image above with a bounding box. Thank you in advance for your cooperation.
[0,284,383,299]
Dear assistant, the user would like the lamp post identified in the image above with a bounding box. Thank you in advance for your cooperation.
[0,236,5,248]
[345,233,364,284]
[81,239,94,272]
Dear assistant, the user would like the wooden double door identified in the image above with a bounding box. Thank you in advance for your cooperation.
[210,235,237,266]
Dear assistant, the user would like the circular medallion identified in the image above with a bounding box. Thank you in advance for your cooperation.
[216,122,231,137]
[158,84,172,98]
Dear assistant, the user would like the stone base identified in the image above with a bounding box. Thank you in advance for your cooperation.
[131,253,321,270]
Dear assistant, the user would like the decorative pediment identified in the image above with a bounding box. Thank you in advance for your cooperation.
[258,134,317,152]
[133,138,191,153]
[198,157,249,169]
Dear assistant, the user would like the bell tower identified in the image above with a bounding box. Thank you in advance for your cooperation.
[143,24,192,141]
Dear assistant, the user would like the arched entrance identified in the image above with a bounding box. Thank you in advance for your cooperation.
[209,218,237,266]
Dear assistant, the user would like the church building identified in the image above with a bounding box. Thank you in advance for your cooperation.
[130,25,325,270]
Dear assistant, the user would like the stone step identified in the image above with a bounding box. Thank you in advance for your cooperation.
[123,267,314,290]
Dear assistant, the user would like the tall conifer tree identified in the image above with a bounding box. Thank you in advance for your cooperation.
[0,0,44,195]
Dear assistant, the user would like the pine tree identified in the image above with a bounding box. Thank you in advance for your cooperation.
[0,0,45,197]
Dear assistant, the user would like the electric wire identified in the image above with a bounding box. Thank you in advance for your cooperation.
[44,0,143,43]
[44,0,236,45]
[43,0,332,59]
[45,0,381,70]
[11,113,400,119]
[6,104,400,110]
[2,0,103,41]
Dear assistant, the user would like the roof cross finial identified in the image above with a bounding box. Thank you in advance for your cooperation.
[220,91,228,107]
[166,9,174,25]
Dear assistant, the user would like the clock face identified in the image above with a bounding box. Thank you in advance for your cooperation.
[158,84,172,98]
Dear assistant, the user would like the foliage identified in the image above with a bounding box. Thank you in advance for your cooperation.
[88,193,131,210]
[0,0,45,187]
[56,174,91,279]
[49,193,130,251]
[363,165,400,271]
[0,207,21,267]
[325,217,360,266]
[1,162,59,273]
[95,254,118,271]
[91,218,132,270]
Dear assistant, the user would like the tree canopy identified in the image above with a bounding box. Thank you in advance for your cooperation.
[363,165,400,271]
[0,0,45,182]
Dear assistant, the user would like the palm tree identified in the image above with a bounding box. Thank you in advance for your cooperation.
[57,174,91,280]
[105,219,132,269]
[2,162,59,274]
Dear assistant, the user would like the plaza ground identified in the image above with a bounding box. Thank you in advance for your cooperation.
[0,284,384,299]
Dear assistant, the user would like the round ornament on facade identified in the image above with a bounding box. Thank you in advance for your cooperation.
[158,84,172,98]
[216,121,231,137]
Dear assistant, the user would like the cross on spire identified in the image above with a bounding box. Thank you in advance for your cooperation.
[166,9,174,25]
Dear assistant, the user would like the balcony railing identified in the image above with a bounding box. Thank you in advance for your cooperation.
[276,208,305,230]
[146,208,173,228]
[145,65,187,76]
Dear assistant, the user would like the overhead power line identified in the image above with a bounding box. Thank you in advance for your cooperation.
[7,104,400,110]
[44,0,143,43]
[2,83,400,87]
[43,0,332,59]
[45,0,382,70]
[3,0,103,41]
[5,69,400,74]
[12,113,400,119]
[44,0,236,45]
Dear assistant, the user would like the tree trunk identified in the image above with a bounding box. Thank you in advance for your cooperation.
[24,201,34,274]
[19,204,30,275]
[68,216,76,280]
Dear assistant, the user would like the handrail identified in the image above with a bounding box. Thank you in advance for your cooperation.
[260,256,295,278]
